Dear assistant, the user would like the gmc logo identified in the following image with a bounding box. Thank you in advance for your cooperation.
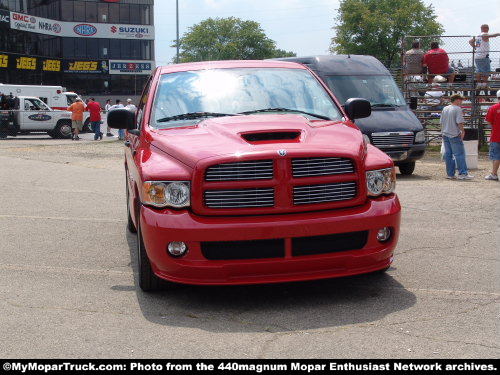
[13,13,35,23]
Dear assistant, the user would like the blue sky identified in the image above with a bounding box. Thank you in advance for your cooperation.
[154,0,500,65]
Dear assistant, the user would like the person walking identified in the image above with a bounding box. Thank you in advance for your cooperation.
[440,94,474,180]
[67,98,85,141]
[109,99,125,140]
[423,42,455,83]
[484,91,500,181]
[104,99,113,137]
[469,24,500,87]
[86,98,103,141]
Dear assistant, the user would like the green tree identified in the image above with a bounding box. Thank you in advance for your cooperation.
[331,0,444,66]
[174,17,295,63]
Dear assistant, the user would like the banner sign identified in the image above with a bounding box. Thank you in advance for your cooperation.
[0,53,63,72]
[0,9,10,28]
[109,60,154,75]
[9,11,155,40]
[63,60,109,74]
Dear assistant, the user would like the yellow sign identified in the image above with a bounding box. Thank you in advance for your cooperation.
[16,57,37,70]
[0,54,8,68]
[68,61,98,71]
[43,59,61,72]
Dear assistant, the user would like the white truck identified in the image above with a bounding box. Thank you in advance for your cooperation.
[0,96,73,139]
[0,84,90,126]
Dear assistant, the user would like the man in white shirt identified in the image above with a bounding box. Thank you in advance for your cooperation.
[469,24,500,86]
[126,98,137,112]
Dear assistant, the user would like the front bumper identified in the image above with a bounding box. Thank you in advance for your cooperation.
[140,195,401,285]
[382,144,426,164]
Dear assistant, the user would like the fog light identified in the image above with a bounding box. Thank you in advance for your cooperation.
[167,242,188,257]
[377,227,392,242]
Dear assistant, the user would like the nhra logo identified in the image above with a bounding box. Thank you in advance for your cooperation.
[28,114,52,122]
[73,24,97,36]
[110,26,117,33]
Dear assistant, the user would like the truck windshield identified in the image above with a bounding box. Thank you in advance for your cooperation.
[324,75,406,107]
[152,68,343,128]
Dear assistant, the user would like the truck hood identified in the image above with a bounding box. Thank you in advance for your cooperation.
[354,107,423,134]
[149,114,364,168]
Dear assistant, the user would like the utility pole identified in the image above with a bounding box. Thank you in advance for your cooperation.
[176,0,180,63]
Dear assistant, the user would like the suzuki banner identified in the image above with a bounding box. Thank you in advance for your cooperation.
[109,60,155,75]
[9,11,154,40]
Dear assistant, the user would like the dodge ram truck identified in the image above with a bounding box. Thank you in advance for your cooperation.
[108,60,401,291]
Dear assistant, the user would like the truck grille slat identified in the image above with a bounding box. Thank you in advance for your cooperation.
[206,160,274,181]
[205,188,275,208]
[292,157,354,178]
[293,182,357,205]
[371,133,414,148]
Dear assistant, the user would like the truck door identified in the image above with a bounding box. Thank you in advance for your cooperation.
[20,98,54,131]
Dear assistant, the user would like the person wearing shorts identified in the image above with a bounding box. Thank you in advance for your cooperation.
[470,25,500,86]
[67,98,85,141]
[485,91,500,181]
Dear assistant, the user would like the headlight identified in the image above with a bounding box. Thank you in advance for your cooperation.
[363,134,371,144]
[415,131,426,144]
[142,181,190,208]
[366,168,396,197]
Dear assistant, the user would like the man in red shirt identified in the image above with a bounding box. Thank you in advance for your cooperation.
[423,42,455,83]
[86,98,103,141]
[485,91,500,181]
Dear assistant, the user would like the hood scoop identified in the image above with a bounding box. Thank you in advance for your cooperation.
[241,130,301,143]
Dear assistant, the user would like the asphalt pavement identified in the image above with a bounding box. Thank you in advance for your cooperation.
[0,136,498,358]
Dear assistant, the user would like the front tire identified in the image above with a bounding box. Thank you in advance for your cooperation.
[399,162,416,175]
[126,176,137,233]
[55,120,73,139]
[137,225,173,292]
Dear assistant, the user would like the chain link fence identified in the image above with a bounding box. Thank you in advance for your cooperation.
[401,35,500,146]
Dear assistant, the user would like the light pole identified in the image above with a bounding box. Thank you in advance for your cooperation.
[176,0,180,63]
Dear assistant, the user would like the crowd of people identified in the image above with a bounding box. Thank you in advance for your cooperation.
[404,24,499,86]
[66,98,137,141]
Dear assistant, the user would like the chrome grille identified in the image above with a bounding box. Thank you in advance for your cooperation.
[292,157,354,177]
[205,160,274,181]
[205,188,274,209]
[293,182,357,205]
[371,132,414,148]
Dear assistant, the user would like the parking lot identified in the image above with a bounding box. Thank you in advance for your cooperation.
[0,135,498,359]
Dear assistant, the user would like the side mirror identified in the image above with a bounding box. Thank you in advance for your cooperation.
[409,97,418,111]
[344,98,371,120]
[107,109,136,130]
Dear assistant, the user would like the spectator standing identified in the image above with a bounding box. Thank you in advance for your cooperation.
[105,99,113,137]
[67,98,85,141]
[109,100,125,140]
[423,42,455,83]
[484,91,500,181]
[440,94,473,180]
[125,98,137,112]
[404,41,425,76]
[469,24,500,87]
[86,98,103,141]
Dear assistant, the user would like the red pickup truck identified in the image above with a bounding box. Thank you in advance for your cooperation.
[108,60,401,291]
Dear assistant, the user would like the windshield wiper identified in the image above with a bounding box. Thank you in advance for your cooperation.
[157,112,237,123]
[371,103,397,108]
[238,108,331,120]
